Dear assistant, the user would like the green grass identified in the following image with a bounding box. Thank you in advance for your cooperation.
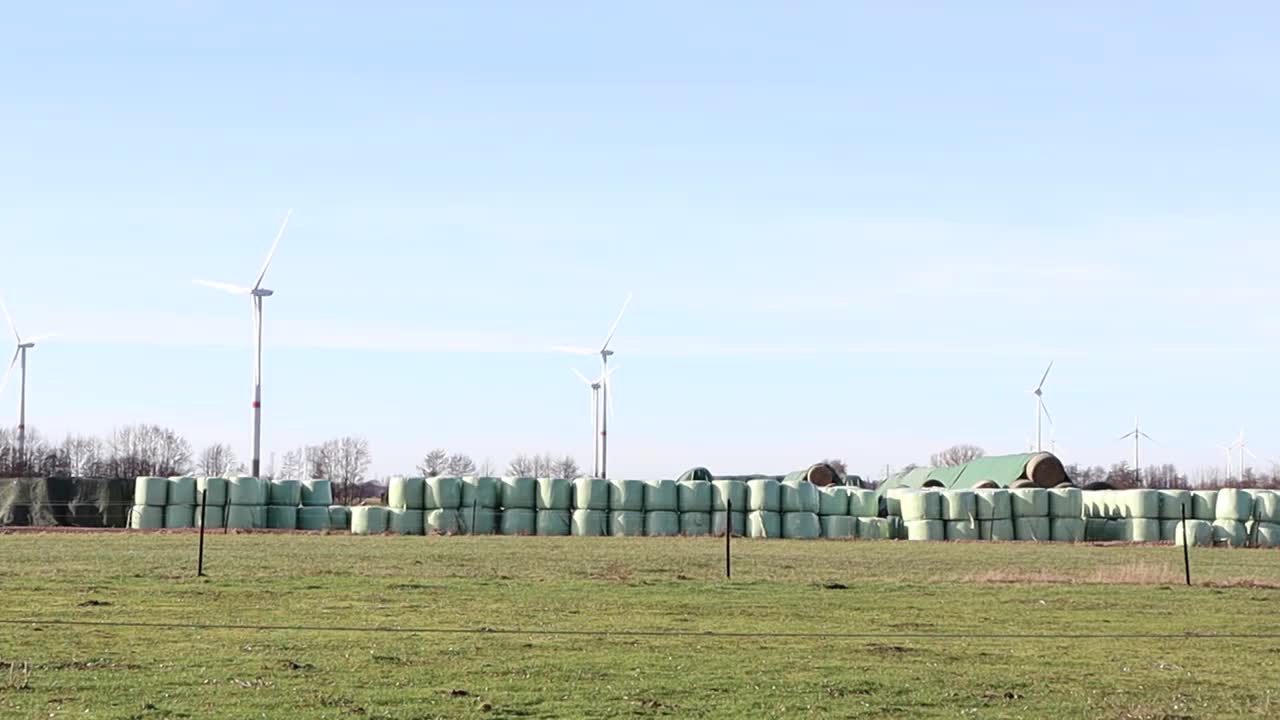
[1,533,1279,719]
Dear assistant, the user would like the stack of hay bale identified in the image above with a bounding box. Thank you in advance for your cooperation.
[679,479,713,536]
[747,478,781,538]
[537,477,573,535]
[853,487,893,539]
[609,479,645,536]
[1214,489,1251,548]
[643,479,678,537]
[818,486,855,539]
[387,476,425,535]
[975,488,1013,541]
[298,479,333,531]
[501,476,538,535]
[1157,489,1191,541]
[711,478,748,536]
[195,476,228,529]
[1010,488,1050,541]
[941,489,978,541]
[128,477,167,529]
[1253,490,1280,547]
[780,476,820,539]
[267,479,301,530]
[1048,486,1084,542]
[426,476,461,534]
[901,490,943,541]
[461,476,501,534]
[226,476,266,529]
[572,476,610,536]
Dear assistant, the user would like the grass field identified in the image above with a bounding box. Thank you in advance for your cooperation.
[1,533,1279,719]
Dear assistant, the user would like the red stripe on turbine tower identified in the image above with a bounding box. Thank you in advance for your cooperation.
[252,401,261,408]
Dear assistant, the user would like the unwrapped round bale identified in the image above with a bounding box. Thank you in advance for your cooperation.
[711,511,747,537]
[857,517,894,540]
[609,480,646,512]
[461,507,499,535]
[461,476,501,509]
[645,511,679,536]
[747,479,781,512]
[1212,519,1247,547]
[536,478,573,511]
[197,476,228,507]
[350,506,388,535]
[1048,487,1083,519]
[227,476,264,506]
[573,477,609,510]
[501,477,537,510]
[1050,518,1085,542]
[1125,518,1160,543]
[980,519,1015,541]
[847,489,878,518]
[388,509,425,535]
[536,509,572,536]
[571,509,609,536]
[680,511,712,536]
[1253,491,1280,523]
[905,519,944,541]
[748,510,781,538]
[609,510,645,536]
[821,515,855,538]
[164,505,194,529]
[301,479,333,507]
[945,519,978,541]
[328,505,351,530]
[780,480,819,514]
[297,507,330,531]
[269,480,302,507]
[711,480,748,512]
[1255,522,1280,548]
[134,477,168,507]
[1215,489,1253,522]
[267,505,298,530]
[194,506,225,530]
[940,490,976,521]
[168,476,197,506]
[426,476,462,510]
[425,509,460,534]
[818,486,850,516]
[1158,490,1190,520]
[388,476,425,510]
[899,491,940,521]
[782,512,820,539]
[678,481,713,513]
[497,508,534,535]
[644,480,679,512]
[129,505,164,529]
[1191,491,1218,520]
[1014,517,1050,541]
[1025,452,1066,487]
[1175,519,1213,547]
[975,489,1012,520]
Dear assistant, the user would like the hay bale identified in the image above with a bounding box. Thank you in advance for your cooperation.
[573,477,610,511]
[1010,489,1049,518]
[711,511,747,537]
[536,510,572,536]
[222,505,259,529]
[1216,489,1253,522]
[980,519,1015,541]
[680,512,712,536]
[975,489,1011,520]
[1160,519,1180,542]
[328,505,351,530]
[227,476,263,506]
[461,476,501,509]
[1024,452,1066,487]
[1175,519,1213,546]
[571,509,609,536]
[899,491,940,521]
[1050,518,1085,542]
[608,480,645,512]
[301,480,333,507]
[644,480,679,512]
[940,490,976,521]
[164,505,195,529]
[847,489,878,518]
[426,477,462,510]
[678,481,713,513]
[425,508,460,534]
[747,510,781,538]
[1014,517,1050,541]
[1084,518,1109,541]
[1157,490,1190,520]
[857,517,894,540]
[1121,490,1160,519]
[609,510,644,537]
[1125,518,1160,543]
[267,505,298,530]
[1253,491,1280,523]
[387,476,425,510]
[884,488,909,516]
[386,509,424,535]
[644,511,679,537]
[498,508,535,535]
[194,505,225,530]
[168,477,197,506]
[134,477,168,507]
[1212,519,1247,547]
[1048,487,1083,519]
[193,477,227,507]
[128,505,164,529]
[711,480,748,512]
[350,506,388,535]
[1191,491,1218,520]
[268,480,301,507]
[905,519,944,541]
[821,515,855,539]
[780,480,819,514]
[462,508,499,535]
[782,512,820,539]
[747,479,781,512]
[945,519,979,541]
[1255,522,1280,548]
[818,486,850,516]
[297,507,330,531]
[500,477,537,510]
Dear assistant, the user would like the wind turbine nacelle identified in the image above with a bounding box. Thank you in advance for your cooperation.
[19,342,35,349]
[602,349,615,358]
[252,288,275,297]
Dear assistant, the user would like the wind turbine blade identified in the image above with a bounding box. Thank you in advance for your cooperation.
[1245,446,1259,460]
[603,369,616,421]
[551,345,599,356]
[1036,361,1054,391]
[600,292,633,352]
[1139,431,1156,443]
[1118,431,1136,441]
[253,209,293,291]
[0,295,18,343]
[571,368,592,385]
[195,279,252,295]
[0,347,17,395]
[1040,400,1053,426]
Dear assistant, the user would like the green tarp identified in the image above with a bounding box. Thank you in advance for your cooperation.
[1,477,133,528]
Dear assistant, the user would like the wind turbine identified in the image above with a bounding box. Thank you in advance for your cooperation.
[0,297,54,466]
[554,293,631,479]
[194,210,292,479]
[571,365,617,478]
[1229,428,1256,484]
[1030,362,1054,452]
[1118,417,1154,487]
[1216,443,1234,483]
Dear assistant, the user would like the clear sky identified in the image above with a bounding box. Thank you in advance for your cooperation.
[2,2,1278,480]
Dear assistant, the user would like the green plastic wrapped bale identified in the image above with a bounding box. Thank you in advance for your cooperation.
[975,489,1011,520]
[197,477,228,507]
[1212,519,1247,547]
[501,508,537,536]
[389,509,425,535]
[1084,517,1109,541]
[905,519,944,541]
[388,476,425,510]
[1126,518,1160,543]
[747,479,781,512]
[537,478,573,511]
[350,506,388,535]
[678,481,713,513]
[711,480,748,512]
[1081,491,1103,518]
[328,505,351,530]
[572,509,610,536]
[644,511,679,536]
[164,505,194,529]
[747,510,782,538]
[168,476,197,506]
[536,509,572,536]
[1191,491,1218,521]
[821,515,855,539]
[980,519,1015,541]
[461,508,499,535]
[1158,490,1191,520]
[899,491,941,521]
[461,477,501,509]
[711,511,747,537]
[1122,490,1160,519]
[194,505,225,530]
[780,480,819,514]
[267,505,298,530]
[297,507,331,531]
[818,486,850,516]
[1014,517,1050,541]
[1159,519,1180,542]
[501,477,538,510]
[1215,489,1253,522]
[945,519,979,541]
[847,489,878,518]
[1254,491,1280,523]
[782,512,820,539]
[1255,522,1280,548]
[645,480,679,512]
[227,476,263,506]
[940,490,976,521]
[573,477,610,511]
[226,505,262,530]
[610,510,645,537]
[267,480,300,507]
[1175,519,1213,547]
[1010,489,1049,518]
[301,479,333,507]
[857,517,894,540]
[1050,518,1085,543]
[426,476,462,510]
[884,488,909,517]
[425,509,459,535]
[680,511,712,536]
[128,505,164,529]
[1048,488,1083,519]
[609,480,645,512]
[134,477,168,507]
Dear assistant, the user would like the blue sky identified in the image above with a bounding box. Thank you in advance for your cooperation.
[2,2,1279,479]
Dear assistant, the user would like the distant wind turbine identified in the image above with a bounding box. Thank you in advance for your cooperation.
[1118,417,1154,487]
[554,292,631,478]
[1229,428,1257,484]
[1030,362,1054,452]
[194,210,293,478]
[0,296,55,465]
[571,365,617,478]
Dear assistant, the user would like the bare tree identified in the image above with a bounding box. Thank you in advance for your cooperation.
[198,443,237,476]
[446,453,476,476]
[506,453,534,477]
[60,434,104,477]
[551,455,580,479]
[930,444,986,467]
[105,424,192,478]
[317,436,371,504]
[478,458,496,477]
[508,452,572,477]
[418,449,448,477]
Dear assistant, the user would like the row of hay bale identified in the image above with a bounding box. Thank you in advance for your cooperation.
[1083,488,1280,547]
[128,476,350,531]
[889,487,1085,542]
